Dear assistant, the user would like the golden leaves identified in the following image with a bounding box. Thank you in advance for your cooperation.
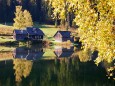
[73,0,115,65]
[13,6,33,29]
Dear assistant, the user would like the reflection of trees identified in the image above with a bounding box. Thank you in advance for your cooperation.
[0,57,115,86]
[101,61,115,80]
[93,49,115,80]
[95,56,114,66]
[72,48,92,62]
[38,58,80,86]
[33,58,114,86]
[0,52,13,59]
[58,58,77,86]
[78,50,91,62]
[13,59,33,82]
[107,66,115,80]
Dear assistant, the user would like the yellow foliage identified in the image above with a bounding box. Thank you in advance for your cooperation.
[73,0,115,64]
[49,0,77,20]
[13,6,33,29]
[13,59,33,82]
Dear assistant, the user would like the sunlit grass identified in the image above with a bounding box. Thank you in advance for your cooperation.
[0,24,14,35]
[40,27,58,37]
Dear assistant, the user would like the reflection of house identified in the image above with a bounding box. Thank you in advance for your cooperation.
[54,46,74,58]
[13,27,44,41]
[13,47,44,60]
[53,31,73,42]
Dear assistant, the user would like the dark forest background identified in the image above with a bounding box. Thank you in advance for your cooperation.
[0,0,52,24]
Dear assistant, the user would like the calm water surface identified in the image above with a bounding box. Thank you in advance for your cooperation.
[0,45,114,86]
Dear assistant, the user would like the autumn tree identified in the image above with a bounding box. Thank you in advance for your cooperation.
[73,0,115,64]
[49,0,77,29]
[13,6,33,29]
[13,6,25,29]
[50,0,115,64]
[23,10,33,27]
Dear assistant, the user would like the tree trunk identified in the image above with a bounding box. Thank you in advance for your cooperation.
[65,12,70,30]
[55,18,58,28]
[55,14,58,27]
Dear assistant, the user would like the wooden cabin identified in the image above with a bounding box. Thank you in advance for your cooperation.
[26,27,44,41]
[13,30,28,41]
[13,27,44,41]
[54,46,74,58]
[13,47,44,60]
[54,31,73,42]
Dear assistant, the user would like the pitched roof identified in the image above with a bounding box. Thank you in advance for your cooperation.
[14,30,28,35]
[26,27,44,35]
[54,31,71,37]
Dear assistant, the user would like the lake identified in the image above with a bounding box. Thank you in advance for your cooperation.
[0,45,115,86]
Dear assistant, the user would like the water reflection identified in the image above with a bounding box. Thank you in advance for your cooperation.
[13,47,44,60]
[0,58,115,86]
[13,59,33,82]
[93,50,115,80]
[0,45,115,86]
[99,61,115,80]
[54,46,74,58]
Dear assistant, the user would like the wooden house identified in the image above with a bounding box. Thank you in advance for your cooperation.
[13,47,44,61]
[13,30,28,41]
[54,46,74,58]
[13,27,44,41]
[26,27,44,41]
[54,31,73,42]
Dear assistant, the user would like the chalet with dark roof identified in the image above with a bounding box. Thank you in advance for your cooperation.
[13,30,28,41]
[54,31,73,42]
[26,27,44,40]
[13,27,44,41]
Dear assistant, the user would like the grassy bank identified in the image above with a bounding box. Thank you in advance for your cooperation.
[0,24,14,35]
